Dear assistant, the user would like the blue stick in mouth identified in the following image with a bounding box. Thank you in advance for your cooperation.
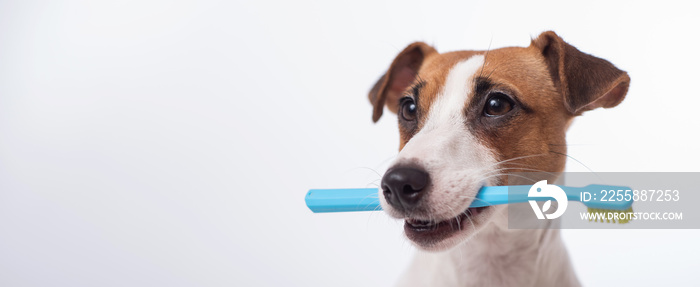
[305,184,633,213]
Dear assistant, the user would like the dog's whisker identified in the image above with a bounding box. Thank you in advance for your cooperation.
[548,150,600,176]
[478,37,494,79]
[365,178,382,186]
[462,209,476,236]
[477,172,542,185]
[375,154,398,169]
[347,166,383,178]
[479,167,559,179]
[446,205,461,231]
[473,153,549,171]
[482,61,505,83]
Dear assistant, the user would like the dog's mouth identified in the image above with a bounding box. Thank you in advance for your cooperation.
[403,206,490,246]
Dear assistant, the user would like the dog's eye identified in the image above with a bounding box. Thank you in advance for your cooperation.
[400,98,418,121]
[483,93,514,116]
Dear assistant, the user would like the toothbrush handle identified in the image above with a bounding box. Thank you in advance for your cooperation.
[305,188,380,213]
[305,186,511,213]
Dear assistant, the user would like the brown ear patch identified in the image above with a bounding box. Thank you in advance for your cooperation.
[532,31,630,115]
[368,73,387,112]
[368,42,437,122]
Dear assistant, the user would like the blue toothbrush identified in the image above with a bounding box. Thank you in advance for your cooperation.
[305,184,633,213]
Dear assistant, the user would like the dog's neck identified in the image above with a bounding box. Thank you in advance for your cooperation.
[396,207,580,287]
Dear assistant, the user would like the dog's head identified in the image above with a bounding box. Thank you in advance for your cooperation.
[369,31,630,251]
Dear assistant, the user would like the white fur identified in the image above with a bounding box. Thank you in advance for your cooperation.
[383,55,496,225]
[424,55,485,131]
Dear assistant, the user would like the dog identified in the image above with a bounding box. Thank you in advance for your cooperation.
[368,31,630,286]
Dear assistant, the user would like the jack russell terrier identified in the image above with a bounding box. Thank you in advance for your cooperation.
[368,31,630,286]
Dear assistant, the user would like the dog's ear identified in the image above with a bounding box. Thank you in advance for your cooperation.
[369,42,437,122]
[532,31,630,115]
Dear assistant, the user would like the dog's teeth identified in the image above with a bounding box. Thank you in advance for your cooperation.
[407,219,435,227]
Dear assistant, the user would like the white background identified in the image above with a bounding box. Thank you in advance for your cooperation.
[1,0,699,286]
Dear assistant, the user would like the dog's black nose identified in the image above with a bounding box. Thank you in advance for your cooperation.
[381,167,429,211]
